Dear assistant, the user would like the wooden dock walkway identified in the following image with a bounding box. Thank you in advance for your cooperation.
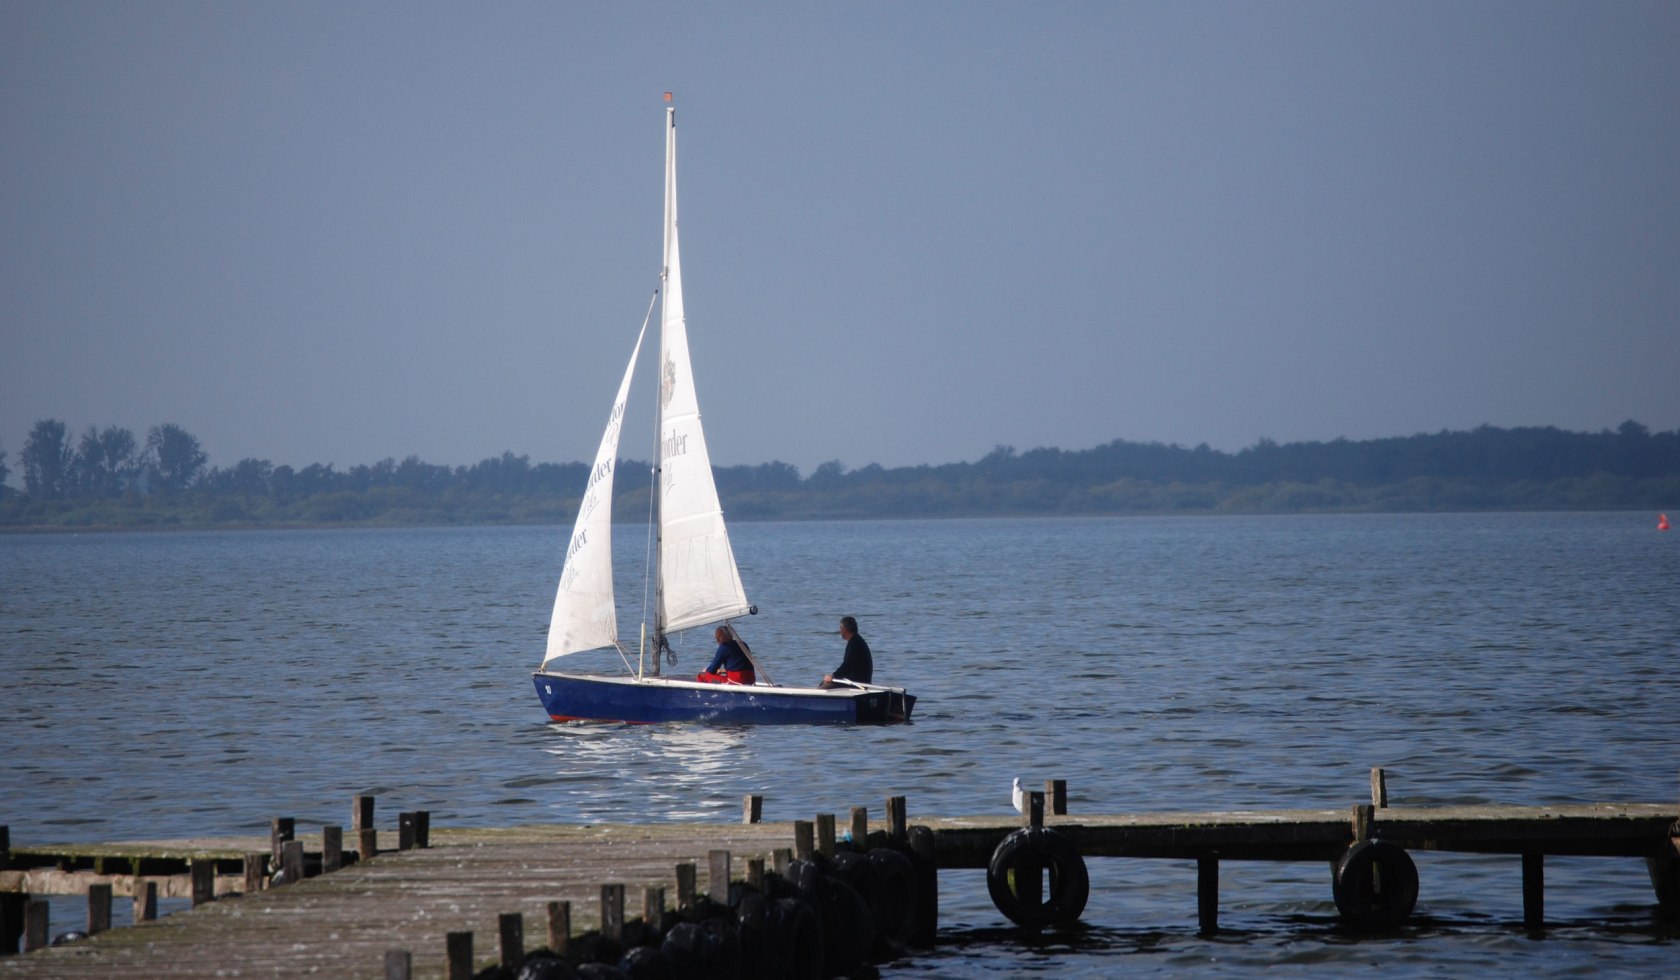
[1,822,799,978]
[3,785,1676,977]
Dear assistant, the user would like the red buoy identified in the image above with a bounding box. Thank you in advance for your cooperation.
[1661,513,1671,531]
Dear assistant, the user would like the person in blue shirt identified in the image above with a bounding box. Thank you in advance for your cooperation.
[698,626,755,685]
[820,615,873,688]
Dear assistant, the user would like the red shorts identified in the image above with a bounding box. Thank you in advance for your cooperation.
[697,670,755,685]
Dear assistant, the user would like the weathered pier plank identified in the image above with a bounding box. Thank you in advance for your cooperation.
[919,803,1678,867]
[3,800,1674,973]
[0,822,798,978]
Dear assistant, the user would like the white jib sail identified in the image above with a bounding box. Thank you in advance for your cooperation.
[544,318,649,666]
[657,106,751,635]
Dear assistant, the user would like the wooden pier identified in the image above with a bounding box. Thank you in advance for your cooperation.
[2,777,1676,977]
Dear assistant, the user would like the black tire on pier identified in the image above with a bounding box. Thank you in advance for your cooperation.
[1333,839,1420,928]
[985,827,1090,929]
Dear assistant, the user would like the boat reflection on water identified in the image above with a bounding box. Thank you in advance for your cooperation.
[538,722,751,822]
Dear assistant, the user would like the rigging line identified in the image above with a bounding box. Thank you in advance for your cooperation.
[725,622,774,687]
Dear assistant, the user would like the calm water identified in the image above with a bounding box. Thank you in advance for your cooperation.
[3,513,1677,974]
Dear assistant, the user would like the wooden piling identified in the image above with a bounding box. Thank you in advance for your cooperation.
[1046,779,1069,816]
[675,862,696,911]
[1024,791,1046,829]
[0,893,22,954]
[497,911,523,971]
[600,884,625,943]
[1197,856,1219,934]
[281,840,304,886]
[851,806,869,848]
[87,882,112,934]
[887,795,908,840]
[743,795,763,824]
[22,898,46,952]
[133,878,157,922]
[323,826,343,873]
[643,887,665,933]
[415,811,430,849]
[244,852,267,894]
[772,848,793,874]
[1352,803,1374,842]
[747,857,765,890]
[270,817,294,867]
[398,813,416,852]
[707,850,730,904]
[1371,768,1389,808]
[383,949,411,980]
[793,821,814,860]
[545,900,570,956]
[444,931,472,980]
[816,813,836,857]
[908,825,939,947]
[353,795,375,834]
[191,858,216,906]
[1523,852,1545,929]
[359,828,378,862]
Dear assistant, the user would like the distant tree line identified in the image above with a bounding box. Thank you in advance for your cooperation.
[1,418,1675,529]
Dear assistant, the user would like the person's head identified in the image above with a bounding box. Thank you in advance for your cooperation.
[839,615,858,638]
[715,627,728,643]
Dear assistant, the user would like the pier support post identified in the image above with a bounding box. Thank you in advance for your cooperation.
[191,858,216,905]
[816,813,836,857]
[850,806,869,848]
[743,794,762,824]
[1046,779,1068,815]
[498,911,523,972]
[601,884,625,943]
[384,949,411,980]
[793,821,814,860]
[244,852,267,894]
[444,931,472,980]
[707,850,731,904]
[353,795,374,834]
[1522,853,1545,930]
[0,893,23,954]
[675,862,697,911]
[87,882,112,935]
[323,826,343,873]
[133,879,157,922]
[887,796,908,840]
[1371,768,1389,808]
[399,812,416,851]
[281,840,304,887]
[359,828,378,862]
[1352,803,1374,842]
[1023,791,1045,829]
[908,825,939,947]
[1197,856,1219,934]
[22,899,46,953]
[747,857,765,890]
[772,848,792,875]
[270,817,294,868]
[644,887,666,933]
[415,811,430,849]
[546,900,570,956]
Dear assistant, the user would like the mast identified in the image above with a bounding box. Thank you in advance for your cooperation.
[650,93,677,674]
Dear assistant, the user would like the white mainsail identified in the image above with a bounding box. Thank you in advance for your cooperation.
[655,103,751,637]
[543,316,648,666]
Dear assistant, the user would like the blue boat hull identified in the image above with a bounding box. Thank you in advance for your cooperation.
[532,671,915,725]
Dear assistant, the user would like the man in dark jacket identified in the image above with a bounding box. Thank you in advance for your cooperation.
[821,615,873,688]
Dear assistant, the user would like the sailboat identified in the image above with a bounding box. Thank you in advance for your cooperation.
[532,96,915,725]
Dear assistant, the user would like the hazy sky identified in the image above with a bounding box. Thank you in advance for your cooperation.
[4,2,1677,478]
